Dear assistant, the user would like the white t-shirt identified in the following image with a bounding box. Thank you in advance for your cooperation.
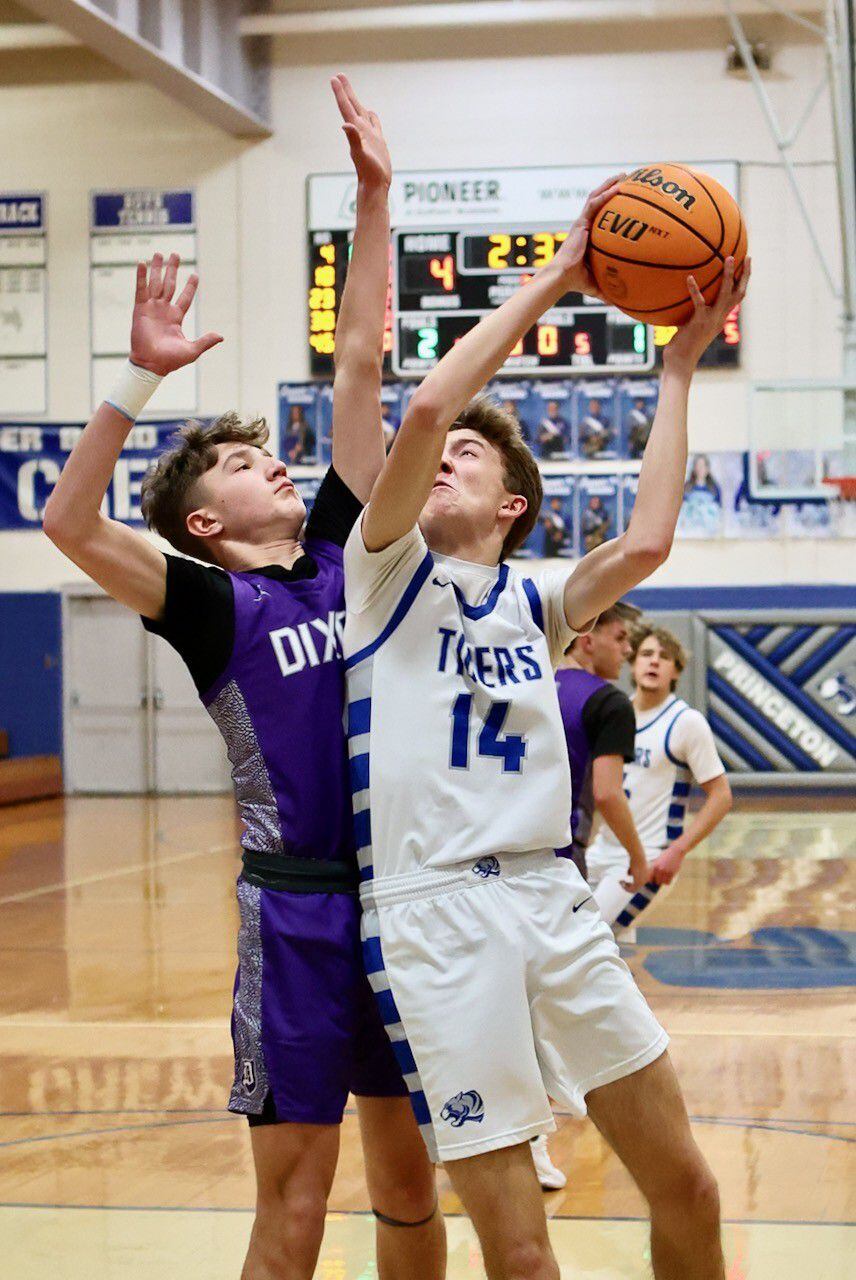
[343,515,582,883]
[588,695,725,865]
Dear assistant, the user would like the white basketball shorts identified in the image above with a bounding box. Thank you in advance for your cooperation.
[361,850,668,1163]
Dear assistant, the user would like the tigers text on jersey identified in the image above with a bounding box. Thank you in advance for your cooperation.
[342,516,580,882]
[588,695,725,861]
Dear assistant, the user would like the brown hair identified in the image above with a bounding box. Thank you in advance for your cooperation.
[140,413,269,563]
[630,625,688,691]
[566,599,641,654]
[451,397,542,558]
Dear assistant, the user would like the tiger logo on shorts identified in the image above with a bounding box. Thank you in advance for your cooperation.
[441,1090,485,1127]
[472,856,501,879]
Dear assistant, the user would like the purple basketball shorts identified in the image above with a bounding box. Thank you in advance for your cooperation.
[228,876,407,1125]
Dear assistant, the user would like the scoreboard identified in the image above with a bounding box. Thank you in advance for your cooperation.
[307,163,741,379]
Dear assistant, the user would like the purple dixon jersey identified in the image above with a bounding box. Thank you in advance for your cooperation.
[142,468,360,874]
[204,546,351,864]
[555,666,636,875]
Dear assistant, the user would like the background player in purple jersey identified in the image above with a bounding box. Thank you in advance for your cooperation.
[43,76,444,1280]
[556,600,647,886]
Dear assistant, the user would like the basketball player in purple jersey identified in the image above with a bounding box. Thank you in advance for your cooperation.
[556,601,647,886]
[43,76,444,1280]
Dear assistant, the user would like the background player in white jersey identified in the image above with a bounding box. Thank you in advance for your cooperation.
[589,625,733,934]
[343,167,750,1280]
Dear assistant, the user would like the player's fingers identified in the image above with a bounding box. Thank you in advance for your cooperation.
[331,75,358,124]
[190,332,223,358]
[735,255,752,301]
[686,274,705,311]
[367,110,382,132]
[134,262,148,304]
[161,252,179,303]
[581,181,622,224]
[174,272,199,317]
[148,252,164,297]
[342,123,363,156]
[590,171,626,199]
[339,73,368,120]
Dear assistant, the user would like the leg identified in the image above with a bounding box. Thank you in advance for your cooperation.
[241,1120,340,1280]
[586,1052,724,1280]
[444,1143,559,1280]
[357,1095,446,1280]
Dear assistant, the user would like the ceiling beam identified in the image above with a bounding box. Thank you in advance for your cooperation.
[20,0,271,137]
[240,0,825,38]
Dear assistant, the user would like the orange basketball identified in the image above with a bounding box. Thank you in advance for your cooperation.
[587,164,747,325]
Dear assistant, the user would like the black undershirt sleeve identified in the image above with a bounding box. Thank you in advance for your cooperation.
[583,686,637,761]
[141,555,235,695]
[305,466,364,549]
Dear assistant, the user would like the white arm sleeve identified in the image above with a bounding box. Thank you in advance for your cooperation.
[669,709,725,784]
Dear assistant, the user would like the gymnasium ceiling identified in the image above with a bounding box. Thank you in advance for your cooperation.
[2,1,827,137]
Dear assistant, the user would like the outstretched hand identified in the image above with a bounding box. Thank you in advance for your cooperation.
[331,73,391,190]
[664,256,751,373]
[552,173,626,296]
[129,253,223,377]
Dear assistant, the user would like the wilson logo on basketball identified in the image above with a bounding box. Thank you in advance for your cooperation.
[627,167,696,210]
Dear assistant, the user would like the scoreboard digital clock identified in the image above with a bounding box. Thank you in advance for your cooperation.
[393,229,651,375]
[306,163,741,378]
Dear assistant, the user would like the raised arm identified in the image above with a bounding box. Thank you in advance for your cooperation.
[42,253,222,617]
[562,258,751,631]
[329,74,391,502]
[361,175,624,552]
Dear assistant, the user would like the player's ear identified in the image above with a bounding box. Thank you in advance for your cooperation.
[499,493,527,520]
[186,507,224,540]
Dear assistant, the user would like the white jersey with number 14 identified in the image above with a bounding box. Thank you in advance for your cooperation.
[342,515,584,884]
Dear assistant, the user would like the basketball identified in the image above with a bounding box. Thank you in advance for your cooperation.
[587,163,747,325]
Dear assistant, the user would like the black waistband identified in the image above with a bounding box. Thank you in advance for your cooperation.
[241,849,359,895]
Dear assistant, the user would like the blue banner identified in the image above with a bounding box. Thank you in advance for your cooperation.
[0,421,190,529]
[0,195,44,233]
[91,190,194,231]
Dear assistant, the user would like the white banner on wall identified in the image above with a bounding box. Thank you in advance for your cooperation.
[0,194,47,416]
[90,190,197,416]
[308,162,740,231]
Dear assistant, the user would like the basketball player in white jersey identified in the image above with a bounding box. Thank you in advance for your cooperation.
[342,167,750,1280]
[589,625,733,933]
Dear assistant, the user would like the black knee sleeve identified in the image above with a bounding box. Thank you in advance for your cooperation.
[372,1198,438,1229]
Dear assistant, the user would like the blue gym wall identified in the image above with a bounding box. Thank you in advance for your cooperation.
[0,594,62,758]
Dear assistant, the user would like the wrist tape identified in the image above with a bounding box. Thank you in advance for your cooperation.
[105,360,163,421]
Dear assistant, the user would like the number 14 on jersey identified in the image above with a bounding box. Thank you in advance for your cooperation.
[450,694,527,773]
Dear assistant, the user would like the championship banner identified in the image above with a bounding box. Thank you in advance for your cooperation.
[700,611,856,779]
[0,421,190,529]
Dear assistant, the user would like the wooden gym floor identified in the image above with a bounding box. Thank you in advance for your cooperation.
[0,793,853,1278]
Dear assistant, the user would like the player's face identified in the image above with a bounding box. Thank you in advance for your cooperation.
[191,442,306,546]
[633,637,678,696]
[589,619,631,681]
[420,429,522,555]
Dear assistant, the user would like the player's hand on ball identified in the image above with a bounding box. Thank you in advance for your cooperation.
[553,174,626,296]
[663,255,751,373]
[332,73,391,190]
[129,253,222,377]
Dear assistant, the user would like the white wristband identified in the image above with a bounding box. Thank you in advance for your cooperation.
[105,360,163,422]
